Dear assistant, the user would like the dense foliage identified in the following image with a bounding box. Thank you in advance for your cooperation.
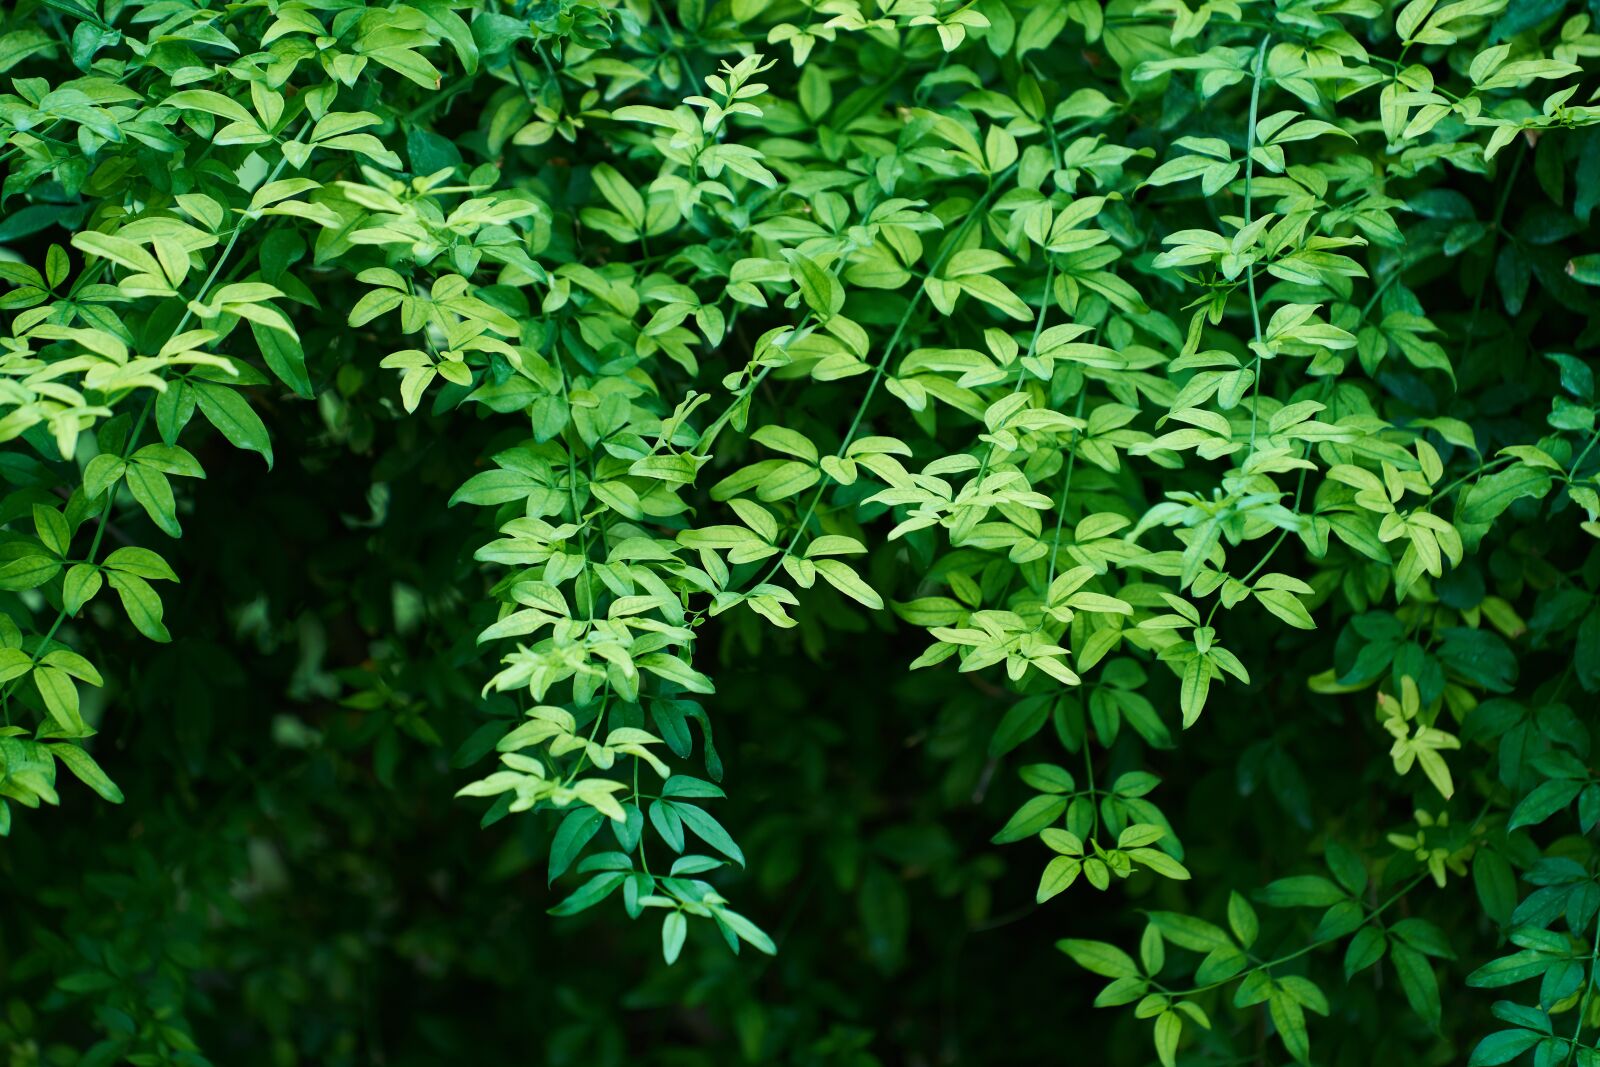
[3,0,1600,1063]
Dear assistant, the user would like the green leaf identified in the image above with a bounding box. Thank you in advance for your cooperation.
[1056,939,1139,978]
[548,871,627,916]
[105,571,170,642]
[1227,891,1259,948]
[1469,1030,1542,1066]
[1269,990,1310,1064]
[1390,942,1441,1031]
[1179,655,1210,728]
[166,89,257,125]
[1344,927,1387,980]
[1018,763,1076,793]
[1569,254,1600,286]
[1473,850,1518,926]
[410,0,478,73]
[1458,466,1551,527]
[0,649,31,686]
[0,555,60,591]
[1153,1011,1181,1067]
[1255,588,1316,629]
[590,163,644,230]
[62,565,101,614]
[1036,855,1081,902]
[990,695,1052,756]
[1257,875,1346,908]
[661,911,687,965]
[549,807,605,884]
[1147,912,1232,953]
[1507,779,1582,830]
[103,547,178,581]
[750,425,819,462]
[126,464,180,538]
[1324,840,1368,896]
[32,505,69,556]
[714,908,776,955]
[1467,950,1553,989]
[992,794,1068,844]
[49,744,123,803]
[252,320,313,398]
[1128,848,1191,880]
[1390,918,1456,960]
[788,252,843,317]
[132,444,204,478]
[71,231,161,275]
[471,11,534,55]
[660,775,725,799]
[82,454,126,499]
[649,800,685,852]
[673,803,744,866]
[194,382,273,469]
[812,559,884,610]
[636,653,715,694]
[40,650,101,686]
[33,667,83,733]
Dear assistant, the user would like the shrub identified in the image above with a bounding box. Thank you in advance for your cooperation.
[2,0,1600,1063]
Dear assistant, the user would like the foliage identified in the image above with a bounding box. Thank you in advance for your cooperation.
[2,0,1600,1063]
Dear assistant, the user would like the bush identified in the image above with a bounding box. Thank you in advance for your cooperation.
[2,0,1600,1063]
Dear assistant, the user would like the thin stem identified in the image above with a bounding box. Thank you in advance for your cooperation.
[1566,427,1600,483]
[647,0,696,87]
[633,755,652,877]
[691,180,907,458]
[404,74,474,123]
[1160,872,1429,999]
[751,114,1108,590]
[1243,34,1271,456]
[750,174,1010,588]
[1431,454,1516,503]
[560,690,612,787]
[1082,739,1100,841]
[691,312,815,458]
[1204,377,1332,626]
[1045,390,1089,593]
[1461,144,1527,351]
[970,260,1057,489]
[1564,909,1600,1063]
[1360,253,1417,319]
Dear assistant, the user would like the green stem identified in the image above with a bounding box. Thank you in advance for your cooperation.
[647,0,697,87]
[691,182,906,459]
[1567,427,1600,483]
[1431,454,1516,503]
[1045,390,1089,593]
[560,690,612,787]
[749,176,1007,588]
[969,259,1058,490]
[1564,912,1600,1063]
[751,115,1107,589]
[403,74,474,123]
[1082,734,1100,841]
[1242,34,1271,456]
[1161,872,1429,999]
[1461,144,1527,351]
